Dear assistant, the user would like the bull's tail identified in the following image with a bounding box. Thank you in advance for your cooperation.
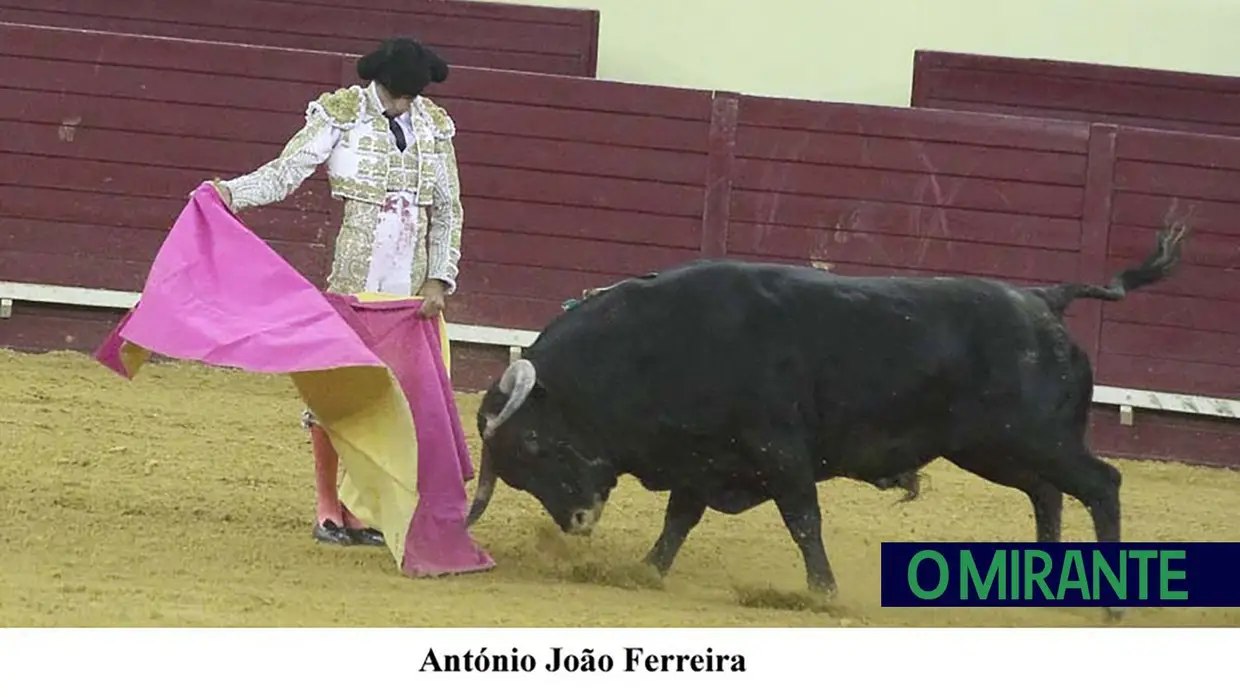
[1033,222,1188,318]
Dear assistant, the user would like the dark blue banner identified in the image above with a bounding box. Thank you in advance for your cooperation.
[880,542,1240,607]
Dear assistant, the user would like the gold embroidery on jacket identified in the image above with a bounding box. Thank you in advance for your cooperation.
[326,199,380,295]
[224,85,464,297]
[410,206,431,292]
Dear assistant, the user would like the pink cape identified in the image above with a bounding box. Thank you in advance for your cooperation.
[95,182,494,578]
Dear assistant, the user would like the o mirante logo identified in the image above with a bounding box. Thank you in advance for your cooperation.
[880,542,1240,608]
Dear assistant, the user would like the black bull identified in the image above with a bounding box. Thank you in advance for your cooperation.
[465,225,1188,620]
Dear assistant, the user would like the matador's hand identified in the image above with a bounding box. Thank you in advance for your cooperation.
[201,179,234,211]
[418,279,448,318]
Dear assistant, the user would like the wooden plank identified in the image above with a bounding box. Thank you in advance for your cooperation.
[0,303,126,354]
[1102,244,1240,303]
[917,50,1240,94]
[446,292,564,332]
[735,127,1088,185]
[0,244,330,291]
[731,158,1084,219]
[277,0,591,25]
[0,187,336,246]
[911,50,1240,139]
[1100,321,1240,369]
[1089,406,1240,469]
[0,153,332,217]
[1095,354,1240,401]
[700,93,739,257]
[0,54,336,112]
[1111,191,1240,236]
[1101,293,1240,335]
[1075,124,1119,364]
[1107,225,1240,270]
[0,119,332,182]
[914,67,1240,128]
[457,262,627,303]
[461,196,703,249]
[739,95,1090,153]
[917,98,1240,140]
[0,88,310,145]
[728,193,1083,251]
[0,10,585,76]
[425,63,712,120]
[0,252,152,294]
[727,226,1080,283]
[432,99,711,152]
[1113,160,1240,204]
[0,217,332,265]
[1116,126,1240,171]
[720,253,1096,348]
[449,343,512,392]
[0,0,601,77]
[463,229,699,277]
[458,165,705,219]
[0,20,343,82]
[454,134,708,186]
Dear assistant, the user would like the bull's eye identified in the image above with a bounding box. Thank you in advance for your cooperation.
[521,430,539,454]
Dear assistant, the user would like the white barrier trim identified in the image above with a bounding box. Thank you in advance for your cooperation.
[4,282,1238,423]
[1093,385,1239,422]
[0,281,540,361]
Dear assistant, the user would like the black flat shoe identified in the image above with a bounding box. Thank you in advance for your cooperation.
[349,527,386,547]
[313,520,354,546]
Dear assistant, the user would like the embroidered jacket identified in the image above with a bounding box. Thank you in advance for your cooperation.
[221,83,464,293]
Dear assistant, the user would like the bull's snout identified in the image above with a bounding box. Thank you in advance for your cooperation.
[565,496,606,536]
[568,510,594,536]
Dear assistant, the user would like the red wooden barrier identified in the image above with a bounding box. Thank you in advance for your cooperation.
[907,51,1240,466]
[724,94,1104,351]
[0,0,600,77]
[1098,127,1240,400]
[0,22,710,366]
[910,50,1240,137]
[0,23,342,353]
[411,66,716,329]
[2,24,1237,466]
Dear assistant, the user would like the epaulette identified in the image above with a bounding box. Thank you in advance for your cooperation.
[309,86,364,128]
[420,97,457,139]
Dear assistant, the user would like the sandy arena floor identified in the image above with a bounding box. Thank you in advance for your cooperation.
[2,348,1238,627]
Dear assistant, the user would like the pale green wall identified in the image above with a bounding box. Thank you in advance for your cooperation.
[475,0,1240,106]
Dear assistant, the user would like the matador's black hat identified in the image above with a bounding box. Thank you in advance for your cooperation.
[356,37,449,98]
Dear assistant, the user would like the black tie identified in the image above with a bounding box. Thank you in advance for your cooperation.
[386,113,407,152]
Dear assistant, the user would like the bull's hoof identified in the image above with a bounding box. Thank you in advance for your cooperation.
[808,580,839,599]
[642,560,671,579]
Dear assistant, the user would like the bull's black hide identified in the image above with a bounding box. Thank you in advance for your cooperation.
[467,224,1188,622]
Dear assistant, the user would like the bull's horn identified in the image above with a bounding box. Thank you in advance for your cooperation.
[465,446,497,527]
[483,359,537,440]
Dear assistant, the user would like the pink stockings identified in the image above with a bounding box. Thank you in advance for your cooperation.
[309,423,364,528]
